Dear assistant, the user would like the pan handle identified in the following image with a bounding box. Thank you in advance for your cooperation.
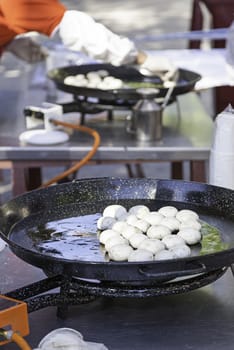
[138,261,207,279]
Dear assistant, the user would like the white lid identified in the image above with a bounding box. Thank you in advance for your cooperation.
[19,129,69,145]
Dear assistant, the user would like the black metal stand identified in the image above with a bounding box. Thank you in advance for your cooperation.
[4,267,227,318]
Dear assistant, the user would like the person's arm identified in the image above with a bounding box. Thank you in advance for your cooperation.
[0,6,47,63]
[57,10,176,78]
[57,10,138,66]
[5,35,48,63]
[0,0,66,37]
[0,0,64,62]
[0,0,175,73]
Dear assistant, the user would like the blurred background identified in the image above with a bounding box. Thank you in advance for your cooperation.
[62,0,194,50]
[0,0,211,203]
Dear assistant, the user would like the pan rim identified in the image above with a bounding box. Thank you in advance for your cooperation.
[1,177,234,281]
[47,63,201,99]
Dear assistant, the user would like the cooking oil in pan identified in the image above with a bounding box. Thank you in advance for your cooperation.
[8,199,232,262]
[29,214,106,261]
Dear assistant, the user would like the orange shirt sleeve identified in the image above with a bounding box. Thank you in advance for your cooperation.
[0,0,67,37]
[0,7,17,49]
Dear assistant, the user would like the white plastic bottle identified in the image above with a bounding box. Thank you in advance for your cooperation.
[209,104,234,189]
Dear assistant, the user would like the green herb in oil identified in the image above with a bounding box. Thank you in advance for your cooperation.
[200,221,229,255]
[125,82,162,89]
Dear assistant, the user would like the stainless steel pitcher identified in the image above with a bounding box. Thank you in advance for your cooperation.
[127,88,162,141]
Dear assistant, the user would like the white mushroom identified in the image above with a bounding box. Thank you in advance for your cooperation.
[138,238,165,254]
[179,220,202,231]
[99,229,120,245]
[75,74,86,81]
[111,221,129,234]
[97,81,110,90]
[162,234,185,249]
[176,209,199,222]
[97,216,116,230]
[177,228,202,245]
[155,249,176,260]
[102,204,127,220]
[103,76,116,84]
[143,212,163,226]
[147,225,171,239]
[109,244,133,261]
[128,249,154,262]
[121,224,142,240]
[128,205,150,219]
[132,219,150,233]
[169,244,191,258]
[129,233,148,248]
[64,76,77,85]
[125,214,138,226]
[72,80,88,87]
[96,69,109,78]
[87,81,99,88]
[106,78,123,89]
[105,235,128,252]
[158,206,178,217]
[86,72,102,83]
[160,217,181,232]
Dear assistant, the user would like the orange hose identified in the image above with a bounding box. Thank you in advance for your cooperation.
[11,332,32,350]
[40,120,101,188]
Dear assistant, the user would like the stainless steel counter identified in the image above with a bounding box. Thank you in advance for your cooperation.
[0,92,212,161]
[0,91,213,195]
[1,246,234,350]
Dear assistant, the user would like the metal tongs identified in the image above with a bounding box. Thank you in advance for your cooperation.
[138,65,179,108]
[161,69,179,109]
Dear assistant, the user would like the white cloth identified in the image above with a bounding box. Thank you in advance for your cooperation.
[57,10,138,66]
[149,48,234,90]
[34,328,108,350]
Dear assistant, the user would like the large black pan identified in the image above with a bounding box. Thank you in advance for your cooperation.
[0,178,234,283]
[47,63,201,102]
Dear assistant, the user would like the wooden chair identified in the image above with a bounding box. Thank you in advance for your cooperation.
[189,0,234,115]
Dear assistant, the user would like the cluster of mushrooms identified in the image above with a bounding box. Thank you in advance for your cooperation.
[97,204,202,262]
[64,70,124,90]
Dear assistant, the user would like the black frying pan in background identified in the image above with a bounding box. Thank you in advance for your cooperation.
[0,178,234,283]
[47,63,201,102]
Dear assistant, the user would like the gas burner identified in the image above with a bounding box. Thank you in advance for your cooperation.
[61,94,176,114]
[47,63,200,128]
[59,94,179,127]
[5,268,227,318]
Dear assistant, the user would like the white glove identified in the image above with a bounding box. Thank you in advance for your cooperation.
[140,54,177,81]
[5,36,48,63]
[57,10,138,65]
